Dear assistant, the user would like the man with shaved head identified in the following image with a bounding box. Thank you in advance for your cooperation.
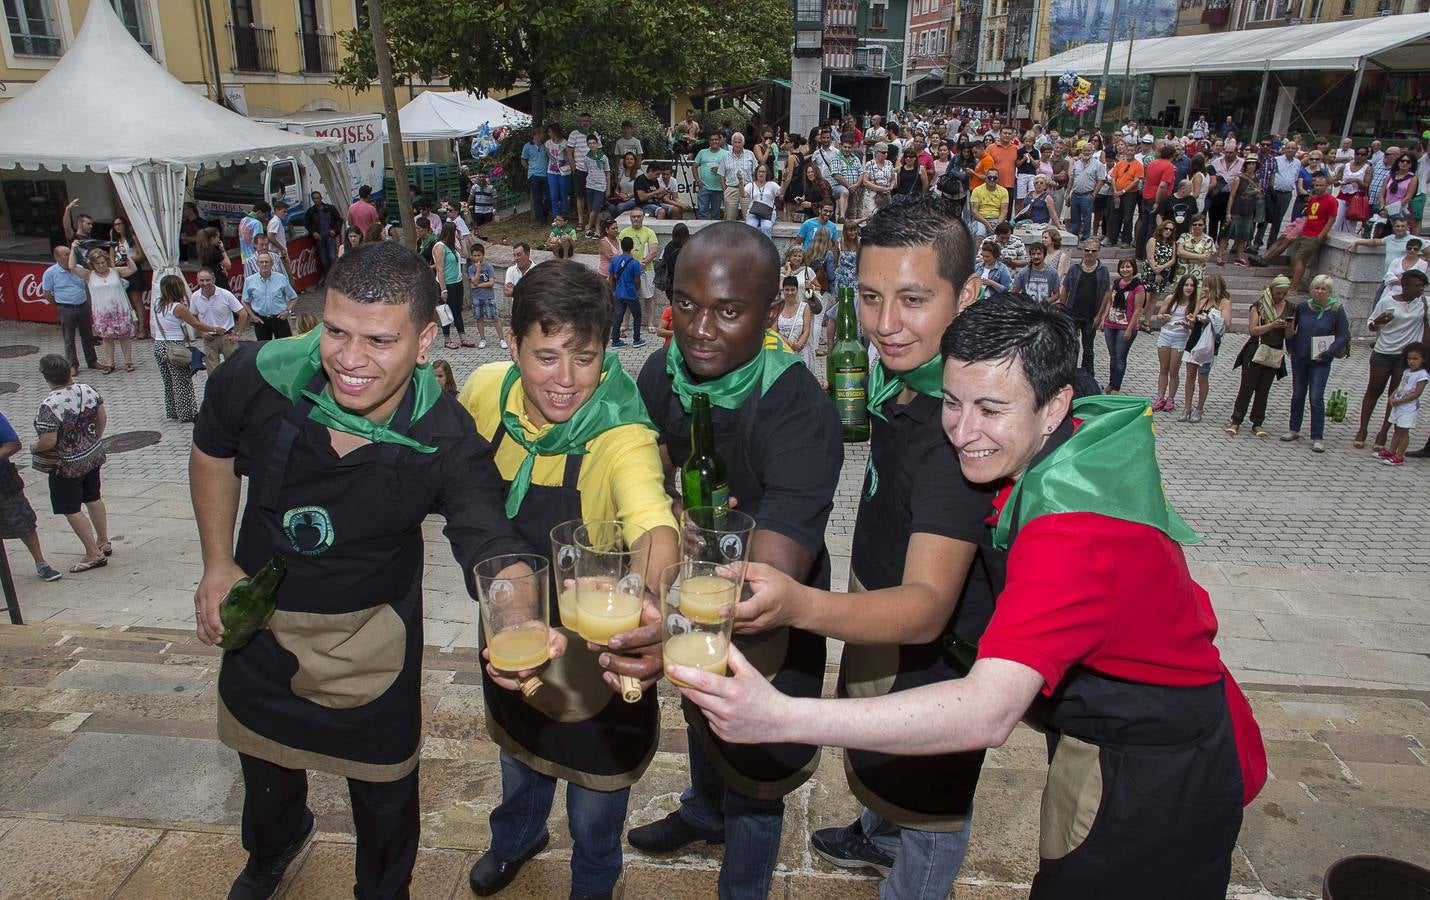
[619,222,843,898]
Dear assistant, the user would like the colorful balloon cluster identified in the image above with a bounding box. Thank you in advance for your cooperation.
[1059,71,1097,115]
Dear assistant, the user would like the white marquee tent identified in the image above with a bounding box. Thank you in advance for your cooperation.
[0,0,350,302]
[1015,12,1430,138]
[392,91,531,141]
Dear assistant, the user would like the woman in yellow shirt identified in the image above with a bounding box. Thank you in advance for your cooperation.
[457,259,678,898]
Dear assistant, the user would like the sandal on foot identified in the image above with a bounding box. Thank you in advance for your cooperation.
[99,542,112,557]
[460,339,476,348]
[124,363,135,372]
[98,365,116,375]
[1254,428,1269,439]
[444,341,458,350]
[69,558,107,573]
[1225,425,1239,436]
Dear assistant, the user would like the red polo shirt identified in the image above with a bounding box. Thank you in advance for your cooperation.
[1142,158,1176,201]
[977,503,1268,805]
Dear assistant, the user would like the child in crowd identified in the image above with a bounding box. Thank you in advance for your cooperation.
[609,237,645,348]
[1380,342,1427,466]
[432,359,459,396]
[468,173,495,240]
[657,306,674,347]
[466,244,502,349]
[547,214,577,259]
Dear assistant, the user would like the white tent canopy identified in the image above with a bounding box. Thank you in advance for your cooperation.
[1016,11,1430,78]
[392,91,531,141]
[0,0,349,313]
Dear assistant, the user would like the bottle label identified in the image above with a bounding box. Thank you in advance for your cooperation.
[711,484,730,517]
[831,367,867,427]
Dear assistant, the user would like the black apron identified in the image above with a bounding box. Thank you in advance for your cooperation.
[478,421,659,792]
[840,403,991,830]
[217,376,429,782]
[651,384,827,800]
[1000,423,1245,898]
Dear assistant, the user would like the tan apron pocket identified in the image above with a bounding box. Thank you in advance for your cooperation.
[735,628,789,681]
[1039,734,1104,860]
[842,572,899,698]
[270,605,406,710]
[522,628,615,723]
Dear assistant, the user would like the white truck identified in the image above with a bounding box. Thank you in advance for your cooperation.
[193,111,385,237]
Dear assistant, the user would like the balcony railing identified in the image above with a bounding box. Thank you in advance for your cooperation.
[7,19,61,56]
[228,21,277,73]
[299,29,337,74]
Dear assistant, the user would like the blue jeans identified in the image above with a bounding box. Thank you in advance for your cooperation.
[679,730,784,900]
[1104,326,1136,391]
[528,177,549,224]
[546,173,570,218]
[1289,355,1332,439]
[745,213,774,238]
[489,752,629,895]
[1068,193,1094,241]
[611,296,642,341]
[860,807,974,900]
[698,188,724,220]
[317,234,337,274]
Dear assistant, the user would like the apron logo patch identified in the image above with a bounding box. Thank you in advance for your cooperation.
[864,456,878,500]
[282,506,335,556]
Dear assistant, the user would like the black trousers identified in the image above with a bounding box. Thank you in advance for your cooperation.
[1072,315,1097,374]
[1231,363,1278,428]
[1107,193,1138,245]
[1133,197,1158,261]
[1206,191,1230,243]
[253,313,293,342]
[57,301,98,369]
[239,753,420,900]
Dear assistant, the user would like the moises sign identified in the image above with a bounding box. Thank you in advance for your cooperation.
[0,234,321,325]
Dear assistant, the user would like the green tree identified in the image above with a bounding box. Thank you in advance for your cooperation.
[335,0,792,126]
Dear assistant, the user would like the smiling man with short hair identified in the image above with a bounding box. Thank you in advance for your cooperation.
[190,240,535,899]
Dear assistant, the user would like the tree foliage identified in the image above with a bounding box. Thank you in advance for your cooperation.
[335,0,792,122]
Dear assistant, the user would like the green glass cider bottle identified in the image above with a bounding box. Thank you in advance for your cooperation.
[218,557,287,651]
[681,392,730,517]
[828,287,870,442]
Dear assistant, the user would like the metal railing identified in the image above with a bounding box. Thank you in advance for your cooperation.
[298,29,337,74]
[228,21,277,72]
[8,19,60,56]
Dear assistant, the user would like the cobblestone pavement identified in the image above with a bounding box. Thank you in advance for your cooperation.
[0,621,1426,900]
[0,263,1427,898]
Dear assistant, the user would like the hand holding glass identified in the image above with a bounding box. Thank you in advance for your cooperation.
[661,560,742,688]
[574,521,649,702]
[476,554,553,698]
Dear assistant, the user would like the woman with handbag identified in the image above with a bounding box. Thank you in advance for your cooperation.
[1179,274,1233,423]
[1379,152,1419,225]
[32,354,110,573]
[1226,275,1294,438]
[1332,147,1371,234]
[1283,275,1351,453]
[152,274,221,423]
[744,165,781,238]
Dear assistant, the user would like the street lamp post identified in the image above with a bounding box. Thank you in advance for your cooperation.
[1094,0,1122,128]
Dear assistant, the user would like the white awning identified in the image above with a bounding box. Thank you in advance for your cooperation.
[392,91,531,141]
[1016,11,1430,78]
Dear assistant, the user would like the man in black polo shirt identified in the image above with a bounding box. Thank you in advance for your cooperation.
[190,242,537,899]
[727,196,1005,898]
[619,222,843,898]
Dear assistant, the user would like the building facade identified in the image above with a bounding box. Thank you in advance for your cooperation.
[0,0,441,115]
[1176,0,1427,35]
[821,0,909,117]
[904,0,952,99]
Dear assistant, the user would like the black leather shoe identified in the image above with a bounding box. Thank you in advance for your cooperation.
[1405,448,1430,458]
[626,810,723,854]
[468,833,549,896]
[228,808,316,900]
[810,820,895,877]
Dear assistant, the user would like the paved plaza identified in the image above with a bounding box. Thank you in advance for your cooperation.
[0,260,1427,898]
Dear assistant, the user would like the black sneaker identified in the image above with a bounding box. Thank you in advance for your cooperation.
[228,808,315,900]
[810,820,895,876]
[626,810,724,854]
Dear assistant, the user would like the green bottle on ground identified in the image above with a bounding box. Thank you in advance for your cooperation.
[218,557,287,651]
[681,392,730,519]
[828,286,869,442]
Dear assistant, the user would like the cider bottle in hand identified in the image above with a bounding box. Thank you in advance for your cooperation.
[218,557,287,651]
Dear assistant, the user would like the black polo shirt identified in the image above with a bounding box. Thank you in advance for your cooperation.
[851,392,1002,643]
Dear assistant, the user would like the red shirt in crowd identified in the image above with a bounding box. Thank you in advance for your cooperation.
[1301,192,1339,238]
[1143,158,1176,201]
[977,505,1268,805]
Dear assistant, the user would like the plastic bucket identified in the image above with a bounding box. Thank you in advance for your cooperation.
[1323,856,1430,900]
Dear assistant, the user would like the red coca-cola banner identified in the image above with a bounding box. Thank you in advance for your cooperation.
[0,235,321,324]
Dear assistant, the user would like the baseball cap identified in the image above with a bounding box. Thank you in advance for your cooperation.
[1140,134,1154,144]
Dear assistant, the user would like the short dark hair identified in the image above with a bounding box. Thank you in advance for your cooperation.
[1402,267,1428,283]
[620,236,634,252]
[1160,145,1176,160]
[940,292,1077,409]
[621,119,634,128]
[858,194,974,292]
[358,185,372,198]
[414,217,432,232]
[515,242,531,255]
[39,353,70,386]
[254,200,272,215]
[782,275,800,288]
[511,259,612,349]
[993,221,1012,235]
[1403,341,1427,363]
[324,240,438,327]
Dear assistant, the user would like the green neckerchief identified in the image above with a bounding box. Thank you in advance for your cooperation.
[867,355,944,421]
[255,328,440,454]
[1307,294,1337,320]
[991,394,1200,551]
[665,342,803,412]
[500,353,654,518]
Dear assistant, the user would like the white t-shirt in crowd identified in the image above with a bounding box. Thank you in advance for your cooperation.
[505,261,532,294]
[190,287,243,329]
[1369,292,1428,354]
[1390,368,1429,427]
